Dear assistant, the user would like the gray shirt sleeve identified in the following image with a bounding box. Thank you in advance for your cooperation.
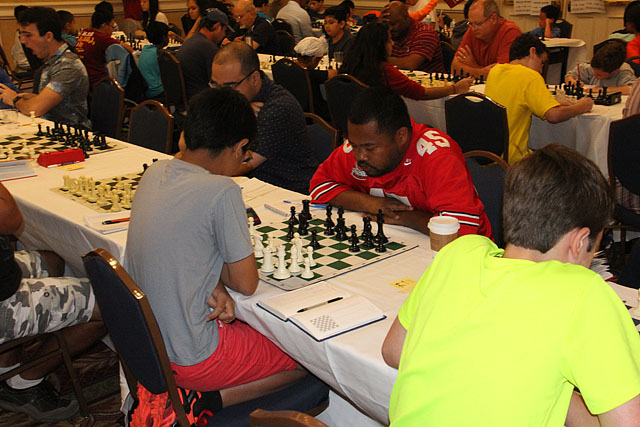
[212,185,253,264]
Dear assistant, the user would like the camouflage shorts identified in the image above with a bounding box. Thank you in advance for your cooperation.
[0,251,95,344]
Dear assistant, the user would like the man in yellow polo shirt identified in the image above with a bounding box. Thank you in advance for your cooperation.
[382,144,640,426]
[485,33,593,164]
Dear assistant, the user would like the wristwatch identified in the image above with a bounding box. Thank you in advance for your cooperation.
[12,95,23,107]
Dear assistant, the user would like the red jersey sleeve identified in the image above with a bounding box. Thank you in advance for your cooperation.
[309,141,359,203]
[415,128,492,237]
[382,63,426,100]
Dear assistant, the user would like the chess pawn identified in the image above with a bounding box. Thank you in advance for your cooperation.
[306,246,317,267]
[268,233,276,253]
[87,184,98,203]
[254,235,264,258]
[61,175,70,190]
[110,194,121,212]
[301,257,314,279]
[121,194,132,209]
[261,249,275,273]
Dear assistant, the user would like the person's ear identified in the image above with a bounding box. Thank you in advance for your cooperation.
[567,227,591,262]
[234,138,250,158]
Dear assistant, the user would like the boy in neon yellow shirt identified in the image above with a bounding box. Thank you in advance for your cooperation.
[382,145,640,426]
[485,33,593,164]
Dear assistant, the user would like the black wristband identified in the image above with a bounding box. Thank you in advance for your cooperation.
[12,95,22,107]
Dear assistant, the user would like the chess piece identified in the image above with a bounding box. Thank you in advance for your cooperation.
[375,209,388,244]
[349,225,359,244]
[301,199,312,221]
[261,247,275,271]
[297,213,309,236]
[268,233,276,253]
[310,230,321,249]
[335,218,347,241]
[61,175,70,191]
[111,194,121,212]
[248,217,257,237]
[289,247,302,274]
[361,217,372,238]
[293,233,303,262]
[288,206,299,225]
[375,236,387,252]
[301,257,314,279]
[362,231,374,249]
[36,124,44,136]
[121,194,131,209]
[286,222,295,240]
[273,246,291,280]
[306,246,317,266]
[254,234,264,258]
[324,205,334,235]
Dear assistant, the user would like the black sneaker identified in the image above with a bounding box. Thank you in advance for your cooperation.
[0,379,79,422]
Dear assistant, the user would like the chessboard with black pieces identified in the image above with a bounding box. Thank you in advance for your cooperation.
[0,131,126,161]
[254,218,417,291]
[50,170,144,213]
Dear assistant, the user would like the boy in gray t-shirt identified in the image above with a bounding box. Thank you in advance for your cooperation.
[125,87,305,410]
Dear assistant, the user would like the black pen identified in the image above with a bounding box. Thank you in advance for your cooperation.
[102,217,130,225]
[297,297,343,313]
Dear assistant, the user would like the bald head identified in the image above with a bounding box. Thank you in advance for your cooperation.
[214,41,260,75]
[467,0,501,40]
[384,1,411,42]
[235,0,255,14]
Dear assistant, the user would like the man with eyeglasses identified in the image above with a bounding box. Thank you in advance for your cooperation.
[211,42,318,194]
[451,0,521,78]
[230,0,277,54]
[75,9,133,89]
[176,8,232,100]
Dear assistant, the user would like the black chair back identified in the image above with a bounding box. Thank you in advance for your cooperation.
[609,114,640,229]
[555,20,573,38]
[463,151,509,248]
[325,74,368,136]
[441,41,455,74]
[272,59,313,112]
[305,113,339,163]
[157,50,188,113]
[128,100,175,153]
[82,249,191,425]
[274,30,296,56]
[91,77,125,139]
[445,92,509,162]
[272,18,294,34]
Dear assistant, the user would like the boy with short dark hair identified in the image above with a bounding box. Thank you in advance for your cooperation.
[565,40,636,95]
[383,144,640,426]
[324,5,354,59]
[138,21,169,99]
[528,4,560,38]
[57,10,77,45]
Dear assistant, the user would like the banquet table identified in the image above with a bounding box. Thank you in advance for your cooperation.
[2,115,639,426]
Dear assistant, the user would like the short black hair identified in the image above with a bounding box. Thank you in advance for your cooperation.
[14,5,28,20]
[463,0,476,19]
[95,1,115,14]
[509,33,548,61]
[629,4,640,33]
[540,4,560,21]
[325,5,347,22]
[184,87,257,155]
[503,144,613,252]
[340,0,355,10]
[591,40,626,72]
[348,87,412,138]
[57,10,74,27]
[18,7,63,42]
[91,9,114,29]
[253,0,268,7]
[624,0,640,24]
[146,21,170,45]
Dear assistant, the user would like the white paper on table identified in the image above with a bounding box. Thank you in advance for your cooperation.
[0,159,36,181]
[84,211,131,234]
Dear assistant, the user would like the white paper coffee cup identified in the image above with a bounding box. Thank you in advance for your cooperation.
[428,216,460,253]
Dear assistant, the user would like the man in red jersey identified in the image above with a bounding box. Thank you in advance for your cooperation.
[309,87,491,237]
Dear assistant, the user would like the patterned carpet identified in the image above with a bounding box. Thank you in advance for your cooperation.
[0,343,123,426]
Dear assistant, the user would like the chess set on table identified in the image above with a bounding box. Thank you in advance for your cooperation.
[404,70,485,88]
[50,161,157,213]
[0,122,126,161]
[251,202,417,291]
[551,82,622,106]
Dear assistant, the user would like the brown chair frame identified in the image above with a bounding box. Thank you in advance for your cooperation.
[157,50,189,114]
[324,74,369,136]
[304,112,340,162]
[463,150,509,170]
[0,331,90,418]
[0,43,34,90]
[128,100,175,154]
[91,77,126,140]
[273,58,314,113]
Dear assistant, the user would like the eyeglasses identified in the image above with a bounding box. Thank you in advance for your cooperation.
[209,70,258,89]
[468,14,494,28]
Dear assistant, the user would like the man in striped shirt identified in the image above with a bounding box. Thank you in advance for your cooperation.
[309,87,491,237]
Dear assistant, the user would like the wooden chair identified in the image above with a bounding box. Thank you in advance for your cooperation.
[325,74,369,136]
[250,409,327,427]
[463,151,509,248]
[82,249,330,427]
[128,100,175,154]
[0,332,89,418]
[90,77,125,140]
[305,113,340,163]
[445,92,509,163]
[157,50,188,115]
[0,43,34,90]
[272,59,314,113]
[554,19,573,38]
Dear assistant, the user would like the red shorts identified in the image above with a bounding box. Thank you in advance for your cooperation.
[171,320,298,391]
